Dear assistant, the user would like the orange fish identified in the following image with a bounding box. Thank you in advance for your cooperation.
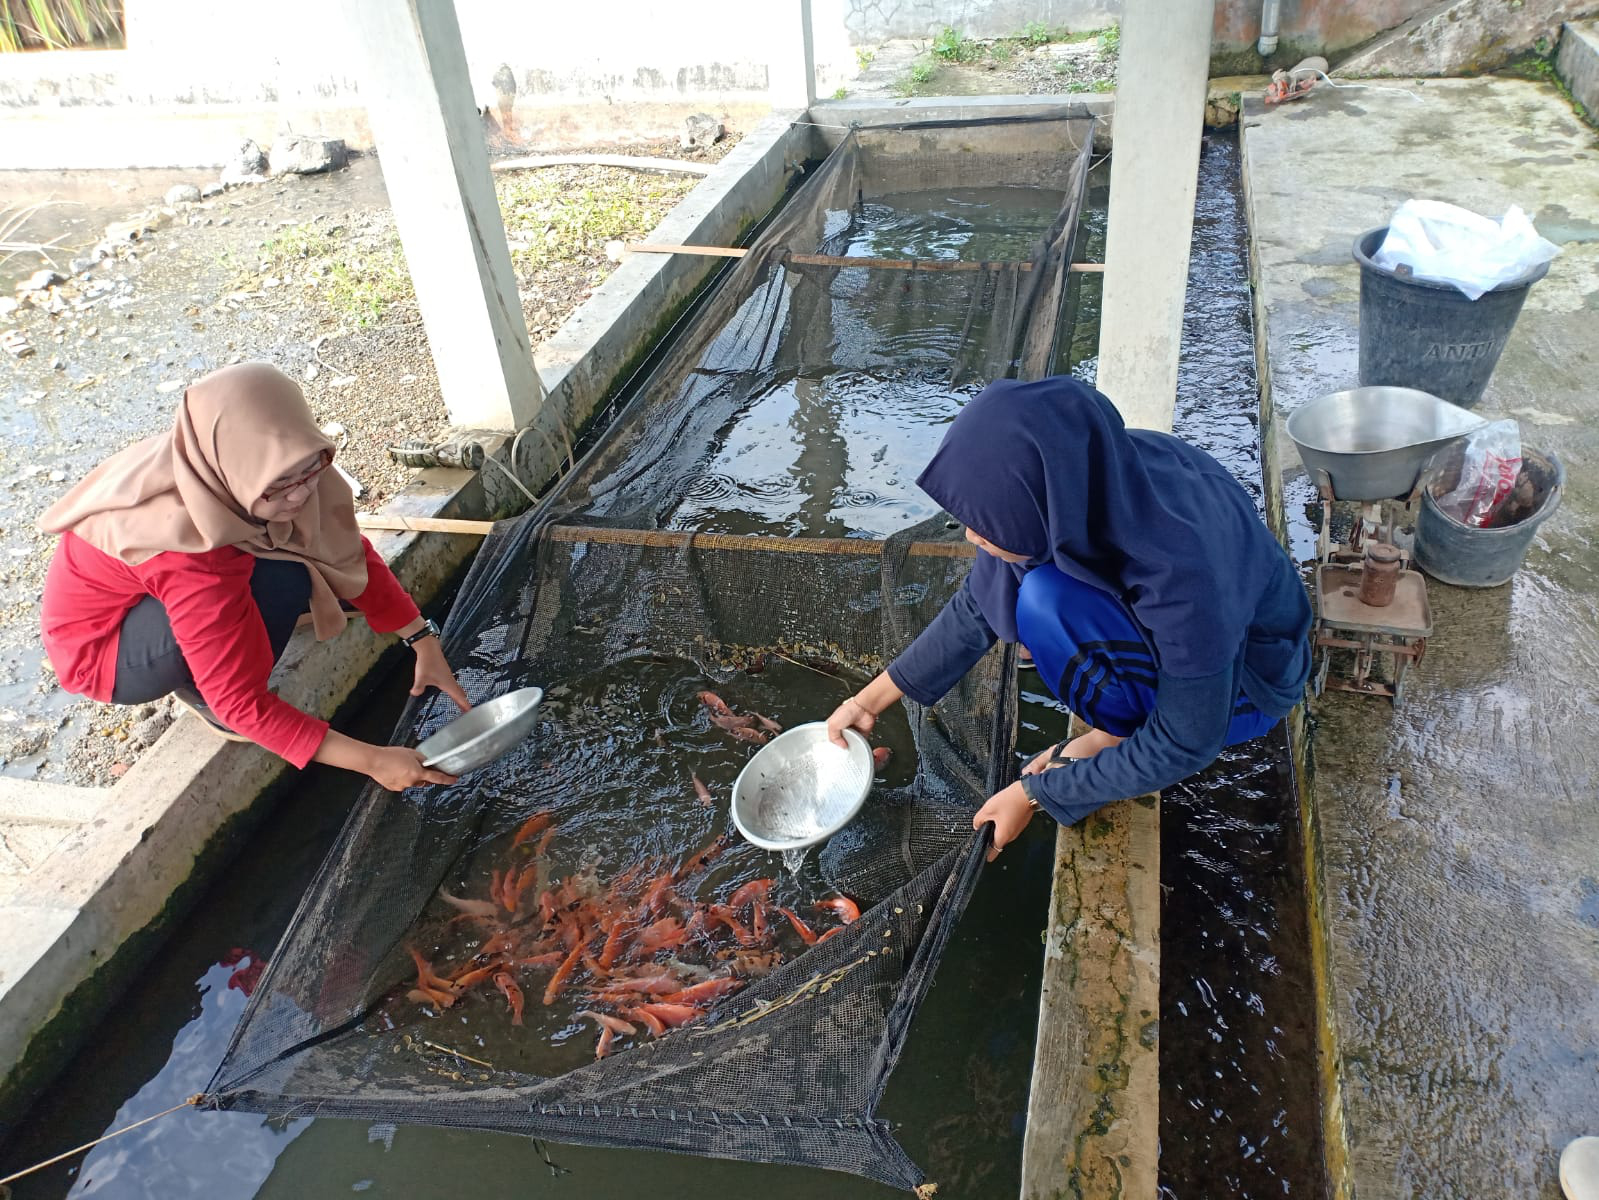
[728,878,772,908]
[777,906,818,945]
[494,971,526,1025]
[698,691,734,717]
[543,940,585,1006]
[625,1005,668,1036]
[658,976,744,1006]
[815,896,861,924]
[872,746,892,769]
[691,773,714,806]
[511,810,553,848]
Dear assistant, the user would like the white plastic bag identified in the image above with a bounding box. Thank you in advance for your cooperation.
[1374,200,1559,300]
[1433,420,1522,527]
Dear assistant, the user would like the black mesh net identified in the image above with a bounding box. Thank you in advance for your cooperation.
[206,114,1095,1193]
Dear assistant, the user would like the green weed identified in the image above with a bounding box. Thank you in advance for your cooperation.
[1021,20,1053,45]
[854,46,875,71]
[932,26,979,62]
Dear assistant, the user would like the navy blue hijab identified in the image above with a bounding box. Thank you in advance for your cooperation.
[917,376,1285,680]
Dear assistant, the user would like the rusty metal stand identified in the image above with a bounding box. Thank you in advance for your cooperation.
[1311,484,1431,705]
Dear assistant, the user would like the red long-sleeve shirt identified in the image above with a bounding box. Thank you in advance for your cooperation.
[41,531,420,767]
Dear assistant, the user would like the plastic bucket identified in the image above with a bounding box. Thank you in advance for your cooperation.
[1354,226,1550,410]
[1414,445,1563,587]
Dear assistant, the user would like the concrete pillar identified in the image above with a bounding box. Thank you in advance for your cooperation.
[1095,0,1217,433]
[768,0,817,110]
[339,0,544,431]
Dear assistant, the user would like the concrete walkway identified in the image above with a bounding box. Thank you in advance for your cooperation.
[1244,76,1599,1199]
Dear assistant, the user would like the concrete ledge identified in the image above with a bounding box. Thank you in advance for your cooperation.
[0,105,375,171]
[808,94,1115,151]
[1556,20,1599,120]
[0,780,110,878]
[1022,795,1160,1200]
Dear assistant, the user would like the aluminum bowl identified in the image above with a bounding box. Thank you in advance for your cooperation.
[416,686,544,775]
[731,723,873,852]
[1286,386,1486,501]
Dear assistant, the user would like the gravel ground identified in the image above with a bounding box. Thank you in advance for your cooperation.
[0,123,743,787]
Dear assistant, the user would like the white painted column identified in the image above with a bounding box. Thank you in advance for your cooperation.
[1095,0,1217,433]
[767,0,817,110]
[339,0,544,430]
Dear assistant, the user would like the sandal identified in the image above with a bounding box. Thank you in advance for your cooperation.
[171,689,251,744]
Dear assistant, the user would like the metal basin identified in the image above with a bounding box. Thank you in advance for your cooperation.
[416,686,544,775]
[1286,386,1487,501]
[731,723,873,852]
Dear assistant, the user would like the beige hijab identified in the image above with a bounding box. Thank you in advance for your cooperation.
[40,362,367,641]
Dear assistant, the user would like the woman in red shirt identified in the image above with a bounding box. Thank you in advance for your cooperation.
[39,362,470,792]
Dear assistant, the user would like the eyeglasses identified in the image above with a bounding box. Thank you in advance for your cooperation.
[261,451,332,502]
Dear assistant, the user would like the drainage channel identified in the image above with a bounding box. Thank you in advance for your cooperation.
[0,130,1325,1200]
[1156,132,1326,1200]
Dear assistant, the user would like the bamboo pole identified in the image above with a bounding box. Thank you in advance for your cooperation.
[357,515,975,559]
[357,514,497,535]
[545,524,974,558]
[624,243,1106,273]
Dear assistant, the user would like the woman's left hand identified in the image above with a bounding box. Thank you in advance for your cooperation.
[411,638,472,712]
[971,780,1037,863]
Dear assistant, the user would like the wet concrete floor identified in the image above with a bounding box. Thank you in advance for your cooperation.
[1244,77,1599,1198]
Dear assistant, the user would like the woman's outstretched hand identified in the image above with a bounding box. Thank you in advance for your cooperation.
[826,695,876,747]
[367,745,459,791]
[972,780,1037,862]
[411,638,471,712]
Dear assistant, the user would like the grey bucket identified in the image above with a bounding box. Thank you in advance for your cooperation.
[1354,226,1550,411]
[1414,445,1563,587]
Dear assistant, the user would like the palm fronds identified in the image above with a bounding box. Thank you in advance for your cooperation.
[0,0,124,53]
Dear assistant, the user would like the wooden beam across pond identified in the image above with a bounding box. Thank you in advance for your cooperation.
[356,515,978,559]
[625,242,1107,274]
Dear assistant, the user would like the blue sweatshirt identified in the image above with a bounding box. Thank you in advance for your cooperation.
[886,557,1309,825]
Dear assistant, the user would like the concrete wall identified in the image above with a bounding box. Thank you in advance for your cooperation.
[0,0,855,112]
[0,0,1436,118]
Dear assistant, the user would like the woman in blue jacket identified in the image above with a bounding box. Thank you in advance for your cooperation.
[827,376,1312,859]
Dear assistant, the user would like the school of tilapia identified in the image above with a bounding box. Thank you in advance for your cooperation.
[403,689,882,1060]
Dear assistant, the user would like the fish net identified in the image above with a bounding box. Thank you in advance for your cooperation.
[206,113,1095,1193]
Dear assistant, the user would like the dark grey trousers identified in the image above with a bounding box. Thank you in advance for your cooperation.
[110,558,312,705]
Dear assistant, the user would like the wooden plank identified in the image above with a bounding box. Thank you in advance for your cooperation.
[357,514,496,535]
[545,524,975,558]
[625,242,1106,273]
[1021,753,1161,1199]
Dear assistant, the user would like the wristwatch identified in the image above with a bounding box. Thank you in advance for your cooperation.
[401,618,441,648]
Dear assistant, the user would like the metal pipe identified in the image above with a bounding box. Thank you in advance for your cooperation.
[1258,0,1280,56]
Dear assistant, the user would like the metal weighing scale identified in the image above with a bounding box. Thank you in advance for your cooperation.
[1287,386,1487,705]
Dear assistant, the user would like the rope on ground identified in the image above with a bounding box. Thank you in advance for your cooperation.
[0,1095,203,1188]
[1313,71,1426,103]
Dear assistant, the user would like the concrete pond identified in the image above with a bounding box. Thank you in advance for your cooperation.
[1,41,1598,1200]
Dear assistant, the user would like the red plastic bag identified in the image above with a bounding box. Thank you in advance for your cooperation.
[1433,420,1521,528]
